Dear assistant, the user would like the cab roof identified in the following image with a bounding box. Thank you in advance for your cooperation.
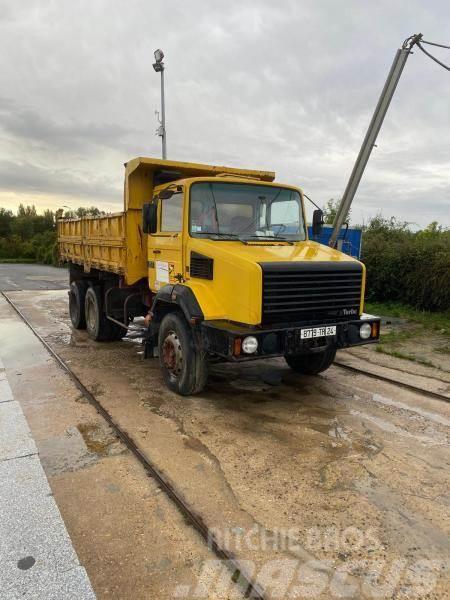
[125,156,275,185]
[124,157,276,210]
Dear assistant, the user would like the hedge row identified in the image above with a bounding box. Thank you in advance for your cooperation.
[361,218,450,312]
[0,231,57,265]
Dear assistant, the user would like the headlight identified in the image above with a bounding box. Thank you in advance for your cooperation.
[242,336,258,354]
[359,323,372,339]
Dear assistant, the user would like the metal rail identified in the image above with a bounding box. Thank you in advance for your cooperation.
[334,360,450,403]
[1,291,266,600]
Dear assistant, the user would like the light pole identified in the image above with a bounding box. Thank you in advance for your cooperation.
[153,48,167,159]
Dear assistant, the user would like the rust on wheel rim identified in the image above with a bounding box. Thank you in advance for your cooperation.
[162,331,183,378]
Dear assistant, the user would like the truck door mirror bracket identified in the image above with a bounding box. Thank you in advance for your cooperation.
[143,202,158,234]
[312,209,324,238]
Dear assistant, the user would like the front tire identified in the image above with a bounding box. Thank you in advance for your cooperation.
[285,347,336,375]
[158,312,208,396]
[69,281,87,329]
[85,286,124,342]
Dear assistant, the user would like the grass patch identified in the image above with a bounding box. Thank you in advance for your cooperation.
[377,328,416,344]
[435,346,450,355]
[375,345,437,368]
[366,301,450,335]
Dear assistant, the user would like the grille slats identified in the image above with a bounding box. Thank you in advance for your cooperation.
[190,252,213,280]
[261,261,362,324]
[265,290,361,300]
[265,278,361,287]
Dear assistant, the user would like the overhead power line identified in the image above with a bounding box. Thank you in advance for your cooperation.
[422,39,450,50]
[416,41,450,71]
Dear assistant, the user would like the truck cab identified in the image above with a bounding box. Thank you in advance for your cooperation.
[59,157,380,396]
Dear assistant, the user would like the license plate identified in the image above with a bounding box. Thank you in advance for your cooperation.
[300,325,336,340]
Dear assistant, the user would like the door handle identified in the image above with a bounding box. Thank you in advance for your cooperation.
[153,249,161,254]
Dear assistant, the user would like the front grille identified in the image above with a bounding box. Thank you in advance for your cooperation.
[260,261,362,324]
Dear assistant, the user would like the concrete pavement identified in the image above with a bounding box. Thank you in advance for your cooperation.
[0,348,95,598]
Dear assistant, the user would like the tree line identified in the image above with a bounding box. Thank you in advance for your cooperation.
[0,205,103,264]
[0,203,448,312]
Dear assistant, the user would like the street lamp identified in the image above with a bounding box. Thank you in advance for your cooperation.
[153,48,167,159]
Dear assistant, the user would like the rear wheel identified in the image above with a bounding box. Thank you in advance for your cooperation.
[69,281,87,329]
[158,312,208,396]
[85,286,124,342]
[285,347,336,375]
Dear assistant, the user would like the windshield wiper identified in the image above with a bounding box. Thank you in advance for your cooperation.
[244,235,293,244]
[195,232,242,241]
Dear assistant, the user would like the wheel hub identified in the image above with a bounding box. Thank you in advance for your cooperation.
[162,331,183,378]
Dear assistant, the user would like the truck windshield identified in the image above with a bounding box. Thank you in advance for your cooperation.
[189,182,306,241]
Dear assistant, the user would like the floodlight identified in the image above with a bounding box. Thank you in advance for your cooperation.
[154,49,164,63]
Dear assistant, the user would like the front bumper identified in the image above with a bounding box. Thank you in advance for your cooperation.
[200,314,380,361]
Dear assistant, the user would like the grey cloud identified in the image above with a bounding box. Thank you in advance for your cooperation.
[0,0,449,225]
[0,159,120,200]
[0,99,133,151]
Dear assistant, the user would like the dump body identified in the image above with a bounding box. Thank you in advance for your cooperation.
[58,212,127,275]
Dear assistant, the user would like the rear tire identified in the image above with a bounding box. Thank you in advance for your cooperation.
[285,347,336,375]
[69,281,87,330]
[85,286,124,342]
[158,312,208,396]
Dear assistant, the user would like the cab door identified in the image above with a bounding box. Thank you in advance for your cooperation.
[148,189,184,292]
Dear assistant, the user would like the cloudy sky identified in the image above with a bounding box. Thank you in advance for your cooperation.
[0,0,449,226]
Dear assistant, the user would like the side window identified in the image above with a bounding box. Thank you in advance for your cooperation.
[160,192,183,232]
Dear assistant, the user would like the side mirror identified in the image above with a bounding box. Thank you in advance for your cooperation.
[312,209,324,238]
[142,202,157,234]
[158,189,175,200]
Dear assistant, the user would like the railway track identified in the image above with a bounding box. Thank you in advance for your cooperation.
[1,291,266,600]
[334,360,450,403]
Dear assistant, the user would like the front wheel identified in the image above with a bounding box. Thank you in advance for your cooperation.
[285,347,336,375]
[158,312,208,396]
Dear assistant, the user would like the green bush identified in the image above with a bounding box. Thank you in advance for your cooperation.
[362,218,450,311]
[0,204,100,266]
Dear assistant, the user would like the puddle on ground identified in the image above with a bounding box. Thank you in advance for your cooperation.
[77,422,124,456]
[350,409,447,446]
[39,423,125,475]
[39,426,97,475]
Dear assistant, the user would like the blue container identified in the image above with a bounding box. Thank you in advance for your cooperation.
[308,225,362,259]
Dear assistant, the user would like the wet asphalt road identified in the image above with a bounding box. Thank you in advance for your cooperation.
[0,263,68,291]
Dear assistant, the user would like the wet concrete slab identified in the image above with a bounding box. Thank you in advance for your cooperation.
[0,356,95,598]
[0,401,38,460]
[1,565,95,600]
[0,375,14,403]
[0,455,85,575]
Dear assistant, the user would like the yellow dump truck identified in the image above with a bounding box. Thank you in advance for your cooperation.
[58,157,380,395]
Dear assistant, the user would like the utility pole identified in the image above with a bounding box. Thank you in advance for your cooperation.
[153,48,167,159]
[328,34,423,248]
